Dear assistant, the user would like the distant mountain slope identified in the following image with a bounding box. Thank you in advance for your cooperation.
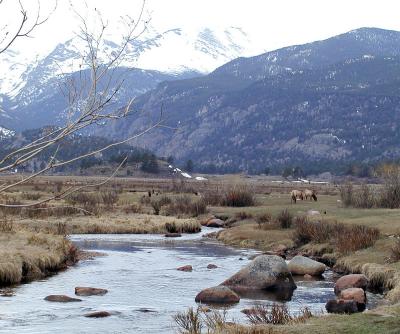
[0,26,265,130]
[108,28,400,173]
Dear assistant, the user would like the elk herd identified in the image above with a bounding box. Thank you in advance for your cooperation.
[290,189,317,203]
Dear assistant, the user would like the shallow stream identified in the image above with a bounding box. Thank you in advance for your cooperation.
[0,228,382,333]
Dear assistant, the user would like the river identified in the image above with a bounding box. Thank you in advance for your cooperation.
[0,228,380,333]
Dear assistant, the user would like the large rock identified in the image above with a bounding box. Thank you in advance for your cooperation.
[287,255,326,276]
[75,287,108,296]
[339,288,366,311]
[221,255,296,293]
[206,218,225,228]
[334,274,368,295]
[325,299,358,314]
[44,295,82,303]
[195,286,240,304]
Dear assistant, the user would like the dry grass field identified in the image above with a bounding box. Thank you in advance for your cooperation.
[1,173,400,332]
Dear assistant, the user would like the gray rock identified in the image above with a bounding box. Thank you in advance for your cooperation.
[287,255,326,276]
[221,255,296,293]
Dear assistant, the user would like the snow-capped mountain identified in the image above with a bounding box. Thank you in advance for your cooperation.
[0,125,15,139]
[0,25,265,130]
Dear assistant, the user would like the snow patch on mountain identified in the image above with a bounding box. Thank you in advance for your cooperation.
[0,126,15,139]
[0,26,265,99]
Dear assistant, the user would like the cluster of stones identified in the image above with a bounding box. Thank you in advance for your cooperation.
[193,254,330,306]
[44,287,111,318]
[194,255,298,304]
[325,274,368,314]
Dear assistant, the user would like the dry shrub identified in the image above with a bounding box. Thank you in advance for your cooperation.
[65,192,101,215]
[202,187,223,206]
[140,195,151,205]
[336,225,380,253]
[165,195,207,217]
[151,195,172,215]
[339,182,354,207]
[165,221,201,234]
[256,212,273,229]
[174,307,202,334]
[244,304,313,325]
[221,186,255,207]
[21,192,42,201]
[100,191,119,208]
[352,184,376,208]
[22,205,80,219]
[276,209,292,229]
[54,181,63,193]
[293,217,380,254]
[380,168,400,208]
[0,197,22,215]
[55,222,68,236]
[0,215,14,232]
[388,238,400,263]
[236,211,253,220]
[123,203,143,214]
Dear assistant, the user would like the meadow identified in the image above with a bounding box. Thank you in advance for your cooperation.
[1,174,400,333]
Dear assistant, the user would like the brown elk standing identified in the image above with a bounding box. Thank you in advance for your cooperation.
[304,189,318,201]
[290,190,304,203]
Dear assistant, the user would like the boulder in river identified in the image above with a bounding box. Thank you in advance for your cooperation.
[195,286,240,304]
[334,274,368,295]
[325,299,358,314]
[177,265,193,272]
[221,255,296,293]
[84,311,111,318]
[44,295,82,303]
[206,218,225,228]
[207,264,218,269]
[75,287,108,296]
[339,288,366,311]
[287,255,326,276]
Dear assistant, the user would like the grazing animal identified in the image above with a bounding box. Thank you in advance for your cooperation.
[304,189,318,201]
[291,190,304,203]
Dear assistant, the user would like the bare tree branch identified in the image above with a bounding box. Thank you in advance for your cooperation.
[0,0,57,54]
[0,0,165,209]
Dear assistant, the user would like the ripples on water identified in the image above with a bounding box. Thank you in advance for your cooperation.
[0,228,381,333]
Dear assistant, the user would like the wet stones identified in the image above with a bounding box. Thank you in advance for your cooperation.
[326,274,369,313]
[339,288,366,311]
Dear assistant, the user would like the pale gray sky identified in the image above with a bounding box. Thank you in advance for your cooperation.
[3,0,400,57]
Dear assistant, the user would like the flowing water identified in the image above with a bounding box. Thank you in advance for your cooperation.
[0,228,382,333]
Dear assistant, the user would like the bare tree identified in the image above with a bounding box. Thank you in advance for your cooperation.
[0,0,165,209]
